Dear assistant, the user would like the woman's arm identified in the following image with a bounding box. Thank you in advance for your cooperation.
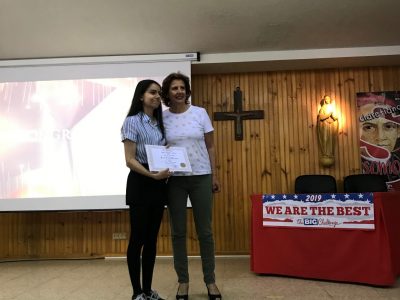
[123,140,170,180]
[204,132,221,193]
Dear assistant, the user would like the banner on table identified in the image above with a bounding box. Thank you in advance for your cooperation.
[262,193,374,229]
[357,91,400,191]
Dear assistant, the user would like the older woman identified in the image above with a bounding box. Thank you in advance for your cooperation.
[162,72,222,300]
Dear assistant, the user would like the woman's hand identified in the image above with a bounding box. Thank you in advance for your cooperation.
[151,168,173,180]
[212,175,221,193]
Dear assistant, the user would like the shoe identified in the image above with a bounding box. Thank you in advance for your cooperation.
[176,283,189,300]
[132,293,147,300]
[206,284,222,300]
[146,290,165,300]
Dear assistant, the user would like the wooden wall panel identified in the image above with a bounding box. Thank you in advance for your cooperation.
[1,66,400,260]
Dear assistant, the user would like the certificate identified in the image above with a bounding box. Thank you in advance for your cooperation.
[145,145,192,172]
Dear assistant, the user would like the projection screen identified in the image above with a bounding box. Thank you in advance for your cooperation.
[0,54,195,211]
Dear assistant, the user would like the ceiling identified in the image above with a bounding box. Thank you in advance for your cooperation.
[1,0,400,74]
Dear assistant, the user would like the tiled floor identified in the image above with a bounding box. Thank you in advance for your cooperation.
[0,256,399,300]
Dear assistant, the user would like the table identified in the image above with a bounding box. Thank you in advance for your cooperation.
[251,192,400,286]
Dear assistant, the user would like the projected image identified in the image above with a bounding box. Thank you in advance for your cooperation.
[0,77,153,199]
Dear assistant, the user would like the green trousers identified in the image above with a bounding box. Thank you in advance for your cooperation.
[167,175,216,284]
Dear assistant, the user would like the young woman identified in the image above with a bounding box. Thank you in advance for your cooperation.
[121,79,171,300]
[161,73,222,300]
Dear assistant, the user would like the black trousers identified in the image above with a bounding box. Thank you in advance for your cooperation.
[126,169,166,295]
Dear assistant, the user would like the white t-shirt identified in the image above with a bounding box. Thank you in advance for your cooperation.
[163,105,214,176]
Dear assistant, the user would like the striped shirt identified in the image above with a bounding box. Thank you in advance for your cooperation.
[121,112,165,164]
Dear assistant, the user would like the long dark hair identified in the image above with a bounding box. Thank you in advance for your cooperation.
[161,72,191,107]
[126,79,165,138]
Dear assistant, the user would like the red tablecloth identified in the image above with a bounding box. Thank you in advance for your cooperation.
[251,192,400,286]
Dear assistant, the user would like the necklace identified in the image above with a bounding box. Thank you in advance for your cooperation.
[170,104,189,113]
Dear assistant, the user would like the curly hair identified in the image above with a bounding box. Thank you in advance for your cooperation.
[161,72,191,107]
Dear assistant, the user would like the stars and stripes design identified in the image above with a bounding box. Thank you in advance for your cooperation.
[263,193,373,203]
[262,193,375,230]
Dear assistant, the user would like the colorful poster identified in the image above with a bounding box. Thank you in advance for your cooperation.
[262,193,374,229]
[357,91,400,191]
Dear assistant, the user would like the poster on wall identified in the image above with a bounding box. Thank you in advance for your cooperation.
[357,91,400,191]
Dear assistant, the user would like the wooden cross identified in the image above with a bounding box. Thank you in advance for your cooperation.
[214,87,264,140]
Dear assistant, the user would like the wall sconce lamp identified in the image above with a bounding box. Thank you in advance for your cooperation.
[317,95,339,167]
